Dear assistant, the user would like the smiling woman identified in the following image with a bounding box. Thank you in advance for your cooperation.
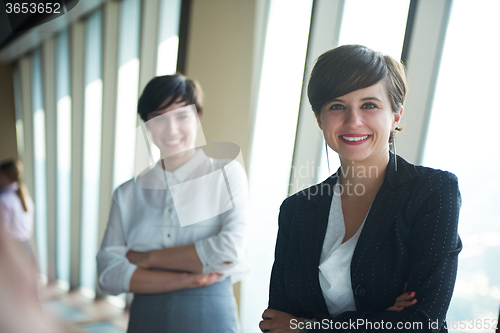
[260,45,461,333]
[97,74,249,333]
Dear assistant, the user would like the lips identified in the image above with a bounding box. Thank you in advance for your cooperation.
[165,139,182,145]
[339,134,371,145]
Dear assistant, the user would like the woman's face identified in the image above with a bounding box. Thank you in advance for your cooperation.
[315,81,402,165]
[146,98,200,160]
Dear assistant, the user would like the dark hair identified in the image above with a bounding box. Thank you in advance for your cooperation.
[0,160,28,212]
[308,45,407,122]
[137,74,204,122]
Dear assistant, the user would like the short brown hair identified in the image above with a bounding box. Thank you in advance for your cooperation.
[308,45,407,117]
[138,74,204,122]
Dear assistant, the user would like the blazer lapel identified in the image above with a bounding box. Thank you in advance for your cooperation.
[297,174,338,315]
[294,153,420,314]
[351,153,419,283]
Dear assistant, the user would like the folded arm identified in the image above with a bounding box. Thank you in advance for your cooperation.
[128,267,221,294]
[127,161,249,278]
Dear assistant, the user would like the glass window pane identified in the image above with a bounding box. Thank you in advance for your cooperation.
[80,10,103,292]
[56,28,71,286]
[32,49,48,278]
[113,0,141,190]
[13,68,25,160]
[241,0,313,331]
[156,0,182,75]
[338,0,411,60]
[422,0,500,326]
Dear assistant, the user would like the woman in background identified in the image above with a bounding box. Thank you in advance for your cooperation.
[97,74,248,333]
[260,45,461,332]
[0,159,35,260]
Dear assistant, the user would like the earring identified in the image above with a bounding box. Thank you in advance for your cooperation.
[390,131,397,171]
[325,142,331,174]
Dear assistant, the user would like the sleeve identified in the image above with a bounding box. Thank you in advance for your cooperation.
[0,199,12,229]
[268,198,296,314]
[309,172,462,332]
[194,160,249,280]
[96,191,138,295]
[0,199,15,238]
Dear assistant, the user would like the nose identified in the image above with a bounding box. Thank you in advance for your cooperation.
[344,107,363,128]
[163,117,179,136]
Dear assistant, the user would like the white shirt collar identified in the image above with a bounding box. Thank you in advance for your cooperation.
[153,149,211,185]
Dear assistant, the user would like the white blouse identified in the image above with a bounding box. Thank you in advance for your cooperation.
[318,182,367,317]
[96,149,249,295]
[0,182,34,242]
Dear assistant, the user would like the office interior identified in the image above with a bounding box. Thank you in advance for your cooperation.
[0,0,499,332]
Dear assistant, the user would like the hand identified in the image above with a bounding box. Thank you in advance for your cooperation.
[126,250,150,268]
[259,308,304,332]
[187,272,223,288]
[386,291,417,311]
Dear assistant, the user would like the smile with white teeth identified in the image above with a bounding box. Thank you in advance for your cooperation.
[341,135,369,142]
[165,139,182,145]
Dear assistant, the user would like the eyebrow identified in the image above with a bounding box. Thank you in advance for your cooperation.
[150,109,189,116]
[361,97,383,102]
[329,97,383,103]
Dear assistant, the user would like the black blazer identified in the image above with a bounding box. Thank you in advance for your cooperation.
[269,153,462,332]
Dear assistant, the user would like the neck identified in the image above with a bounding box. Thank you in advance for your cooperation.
[160,149,197,172]
[1,181,17,190]
[338,150,389,195]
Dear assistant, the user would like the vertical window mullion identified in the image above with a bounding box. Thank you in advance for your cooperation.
[69,19,85,290]
[42,36,58,283]
[96,0,120,299]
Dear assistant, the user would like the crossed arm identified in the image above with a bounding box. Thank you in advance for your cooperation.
[97,162,248,295]
[126,243,234,293]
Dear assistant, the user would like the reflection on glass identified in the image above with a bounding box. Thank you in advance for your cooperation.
[422,0,500,329]
[136,107,246,228]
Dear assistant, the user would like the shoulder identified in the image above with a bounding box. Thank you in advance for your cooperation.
[0,194,9,210]
[212,158,248,189]
[212,158,246,175]
[414,165,458,182]
[0,191,14,209]
[396,155,459,191]
[408,163,459,194]
[111,178,139,202]
[397,158,461,215]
